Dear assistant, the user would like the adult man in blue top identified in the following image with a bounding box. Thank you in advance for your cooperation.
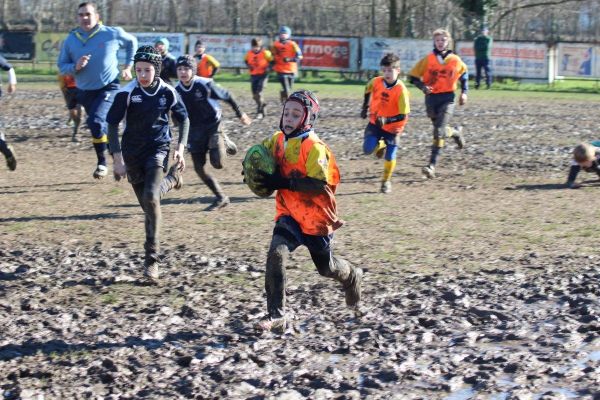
[58,2,137,179]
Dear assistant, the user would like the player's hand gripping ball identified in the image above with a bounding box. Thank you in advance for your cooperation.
[242,144,276,198]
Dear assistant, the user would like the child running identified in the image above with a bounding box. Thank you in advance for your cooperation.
[408,28,468,179]
[271,26,303,104]
[0,55,17,171]
[361,53,410,193]
[175,55,251,210]
[106,46,189,281]
[565,141,600,189]
[254,90,363,333]
[244,37,273,119]
[154,37,177,85]
[58,72,83,142]
[194,39,220,78]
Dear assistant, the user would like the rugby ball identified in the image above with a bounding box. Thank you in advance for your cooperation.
[242,144,276,198]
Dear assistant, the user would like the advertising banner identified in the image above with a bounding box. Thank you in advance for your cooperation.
[188,34,359,71]
[36,32,67,62]
[118,32,185,64]
[360,37,431,71]
[556,43,598,78]
[188,34,268,69]
[0,31,35,60]
[295,37,359,71]
[456,40,548,79]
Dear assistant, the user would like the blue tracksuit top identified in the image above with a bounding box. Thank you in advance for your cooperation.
[57,23,137,91]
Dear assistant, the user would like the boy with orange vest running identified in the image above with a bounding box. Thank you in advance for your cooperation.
[361,53,410,193]
[408,28,468,179]
[58,73,83,142]
[194,39,220,78]
[253,90,363,333]
[271,26,302,104]
[244,37,273,119]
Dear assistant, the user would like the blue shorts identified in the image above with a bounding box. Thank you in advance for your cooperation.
[363,123,399,161]
[272,215,332,255]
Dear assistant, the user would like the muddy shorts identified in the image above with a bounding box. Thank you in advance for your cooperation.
[425,92,456,139]
[188,124,225,169]
[272,215,333,254]
[124,146,169,185]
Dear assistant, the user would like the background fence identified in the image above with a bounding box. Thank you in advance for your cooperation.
[2,31,600,81]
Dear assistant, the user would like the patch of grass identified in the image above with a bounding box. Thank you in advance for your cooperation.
[101,292,119,304]
[7,222,28,232]
[108,187,124,195]
[240,209,264,219]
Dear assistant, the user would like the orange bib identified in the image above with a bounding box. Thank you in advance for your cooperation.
[368,77,409,135]
[422,53,462,93]
[246,49,270,75]
[271,131,342,236]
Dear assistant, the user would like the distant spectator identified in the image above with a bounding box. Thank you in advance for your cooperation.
[154,37,177,84]
[473,27,492,89]
[578,47,592,76]
[57,73,83,142]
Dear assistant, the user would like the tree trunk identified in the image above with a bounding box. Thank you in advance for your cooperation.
[388,0,398,37]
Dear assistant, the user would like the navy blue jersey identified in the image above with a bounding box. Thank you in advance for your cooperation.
[106,78,188,158]
[175,76,241,127]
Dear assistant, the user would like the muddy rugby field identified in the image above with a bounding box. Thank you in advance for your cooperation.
[0,83,599,399]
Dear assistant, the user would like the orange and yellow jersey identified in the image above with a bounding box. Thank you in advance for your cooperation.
[196,54,220,78]
[271,40,302,74]
[262,130,343,236]
[365,76,410,135]
[58,73,76,90]
[409,52,468,94]
[244,48,273,75]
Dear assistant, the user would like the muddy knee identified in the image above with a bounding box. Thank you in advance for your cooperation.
[208,134,225,169]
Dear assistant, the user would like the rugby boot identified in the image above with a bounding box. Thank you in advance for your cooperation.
[143,259,160,282]
[452,126,465,149]
[422,165,436,179]
[5,145,16,171]
[93,164,108,179]
[344,267,363,307]
[206,196,230,211]
[167,164,183,190]
[223,133,238,156]
[254,316,287,334]
[381,180,392,194]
